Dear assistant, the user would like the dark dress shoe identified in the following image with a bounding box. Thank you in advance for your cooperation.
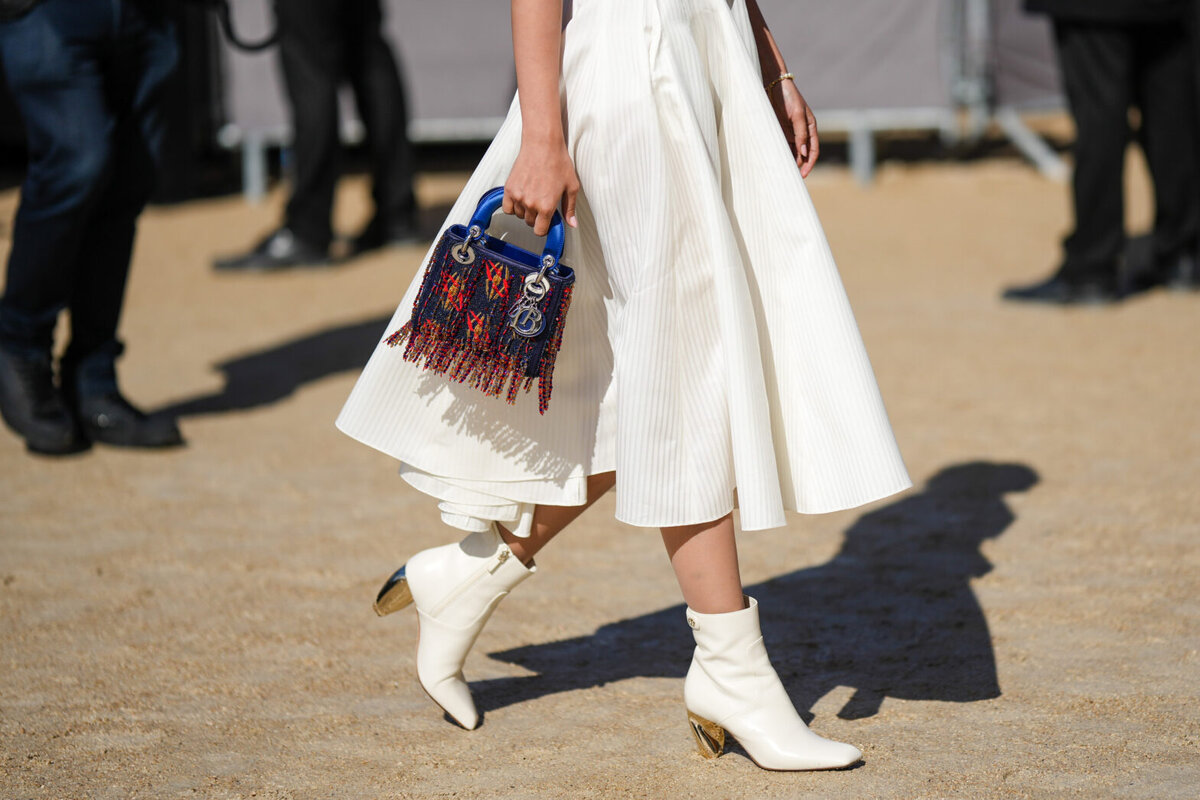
[0,346,89,455]
[214,228,331,271]
[1002,273,1122,305]
[349,216,422,256]
[74,391,184,449]
[1165,253,1200,290]
[1143,251,1200,292]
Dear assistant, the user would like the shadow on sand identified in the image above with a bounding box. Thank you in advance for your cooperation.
[156,320,1038,727]
[162,233,1161,419]
[474,461,1039,723]
[155,315,391,418]
[154,201,460,419]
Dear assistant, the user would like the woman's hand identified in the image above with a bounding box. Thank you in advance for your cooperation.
[743,0,819,178]
[503,136,581,236]
[769,79,820,178]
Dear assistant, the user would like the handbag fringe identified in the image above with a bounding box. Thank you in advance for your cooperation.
[385,282,572,415]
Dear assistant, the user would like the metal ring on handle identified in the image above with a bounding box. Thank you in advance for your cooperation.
[450,225,484,265]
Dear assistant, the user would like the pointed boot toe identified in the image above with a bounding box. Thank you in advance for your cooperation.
[716,711,863,770]
[414,609,486,729]
[825,741,863,769]
[417,663,480,728]
[683,597,862,771]
[378,526,534,728]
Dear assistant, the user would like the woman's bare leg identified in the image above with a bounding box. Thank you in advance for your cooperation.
[497,471,615,564]
[661,513,746,614]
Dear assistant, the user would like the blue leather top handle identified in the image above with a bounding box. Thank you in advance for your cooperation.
[468,186,566,268]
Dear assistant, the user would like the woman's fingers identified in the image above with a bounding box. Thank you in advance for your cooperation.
[504,147,581,234]
[791,109,810,169]
[504,186,527,221]
[507,190,563,236]
[790,97,819,178]
[563,182,579,228]
[802,105,820,177]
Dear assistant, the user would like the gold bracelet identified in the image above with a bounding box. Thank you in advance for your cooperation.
[765,72,794,93]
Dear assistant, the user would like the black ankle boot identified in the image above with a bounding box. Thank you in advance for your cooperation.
[62,345,184,449]
[0,344,89,455]
[73,391,185,448]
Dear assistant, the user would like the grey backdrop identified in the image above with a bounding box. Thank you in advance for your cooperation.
[215,0,1065,192]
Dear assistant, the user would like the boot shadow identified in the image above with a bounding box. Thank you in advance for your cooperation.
[473,461,1039,722]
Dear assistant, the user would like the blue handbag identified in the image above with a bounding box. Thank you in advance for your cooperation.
[386,187,576,414]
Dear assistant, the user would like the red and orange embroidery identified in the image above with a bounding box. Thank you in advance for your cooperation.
[484,259,509,302]
[438,272,469,313]
[385,229,572,415]
[465,310,489,343]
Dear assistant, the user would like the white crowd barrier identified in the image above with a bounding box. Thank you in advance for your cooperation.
[215,0,1066,198]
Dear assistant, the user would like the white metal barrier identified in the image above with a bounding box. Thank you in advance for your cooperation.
[215,0,1066,199]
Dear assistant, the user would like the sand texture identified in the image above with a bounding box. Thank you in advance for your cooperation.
[1,153,1197,799]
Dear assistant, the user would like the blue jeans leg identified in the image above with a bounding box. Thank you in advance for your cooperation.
[0,0,177,362]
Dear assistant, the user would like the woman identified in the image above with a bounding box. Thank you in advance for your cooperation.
[337,0,910,771]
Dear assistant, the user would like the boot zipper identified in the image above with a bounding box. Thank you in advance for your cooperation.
[428,546,512,617]
[490,548,511,572]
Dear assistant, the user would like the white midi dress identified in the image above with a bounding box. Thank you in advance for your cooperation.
[336,0,912,536]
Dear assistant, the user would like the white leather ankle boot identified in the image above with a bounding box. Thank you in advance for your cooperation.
[683,596,862,770]
[373,525,535,730]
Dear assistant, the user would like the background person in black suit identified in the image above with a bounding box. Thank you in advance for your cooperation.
[1006,0,1200,304]
[215,0,418,271]
[0,0,184,455]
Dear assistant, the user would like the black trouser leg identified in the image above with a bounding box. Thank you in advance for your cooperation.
[0,2,116,355]
[276,0,342,250]
[66,9,177,372]
[345,0,415,227]
[1054,21,1134,282]
[1134,23,1199,263]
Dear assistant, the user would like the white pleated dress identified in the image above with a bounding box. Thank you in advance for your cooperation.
[337,0,911,536]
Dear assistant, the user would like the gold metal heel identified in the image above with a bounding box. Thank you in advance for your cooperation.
[373,566,413,616]
[687,711,726,759]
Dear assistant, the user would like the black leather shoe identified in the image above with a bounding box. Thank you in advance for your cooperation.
[0,345,89,455]
[213,228,331,271]
[74,391,184,449]
[1002,273,1122,305]
[1125,251,1200,294]
[1153,251,1199,291]
[349,216,422,256]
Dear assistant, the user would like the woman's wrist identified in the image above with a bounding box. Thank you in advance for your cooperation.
[764,72,794,93]
[520,123,566,148]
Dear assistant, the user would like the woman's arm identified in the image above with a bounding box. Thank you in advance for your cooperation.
[743,0,820,178]
[504,0,580,234]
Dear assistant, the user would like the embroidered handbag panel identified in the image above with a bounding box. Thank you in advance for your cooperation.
[386,225,574,414]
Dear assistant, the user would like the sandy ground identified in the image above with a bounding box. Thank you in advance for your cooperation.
[1,147,1197,799]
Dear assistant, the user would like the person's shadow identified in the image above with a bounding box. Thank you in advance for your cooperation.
[155,315,391,417]
[473,461,1039,723]
[153,203,457,419]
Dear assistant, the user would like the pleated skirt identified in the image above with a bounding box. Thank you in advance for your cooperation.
[336,0,912,536]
